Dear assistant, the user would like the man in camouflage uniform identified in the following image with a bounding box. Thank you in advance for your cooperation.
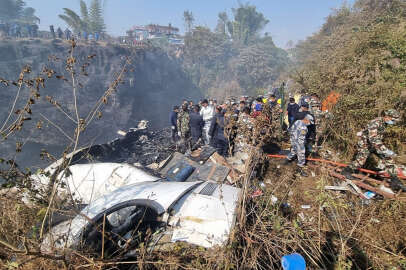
[235,107,254,152]
[342,109,405,191]
[268,94,283,139]
[284,114,314,177]
[309,93,329,150]
[177,104,190,142]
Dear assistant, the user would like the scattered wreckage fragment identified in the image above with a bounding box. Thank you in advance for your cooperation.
[268,153,406,200]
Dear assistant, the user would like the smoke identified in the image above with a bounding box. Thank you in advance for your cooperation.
[0,40,201,169]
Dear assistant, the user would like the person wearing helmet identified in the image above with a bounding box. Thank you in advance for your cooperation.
[284,114,314,177]
[341,109,405,191]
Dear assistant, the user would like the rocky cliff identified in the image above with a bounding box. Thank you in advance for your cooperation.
[0,39,200,168]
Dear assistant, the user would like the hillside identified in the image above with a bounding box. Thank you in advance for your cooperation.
[290,0,406,158]
[0,39,200,167]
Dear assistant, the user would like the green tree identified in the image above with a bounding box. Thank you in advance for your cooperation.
[183,26,234,90]
[183,10,194,33]
[0,0,32,23]
[215,11,229,37]
[59,0,105,33]
[20,7,40,24]
[181,3,287,97]
[227,3,269,45]
[89,0,105,33]
[234,36,288,92]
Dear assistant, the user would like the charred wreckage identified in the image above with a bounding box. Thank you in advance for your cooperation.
[27,121,246,260]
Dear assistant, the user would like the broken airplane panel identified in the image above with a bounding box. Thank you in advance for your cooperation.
[42,178,241,253]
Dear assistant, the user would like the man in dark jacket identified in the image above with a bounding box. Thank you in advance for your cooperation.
[169,106,179,143]
[287,97,300,128]
[57,27,63,39]
[189,105,204,149]
[209,106,228,156]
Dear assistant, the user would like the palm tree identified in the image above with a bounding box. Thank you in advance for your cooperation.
[59,8,84,33]
[59,0,106,33]
[80,0,90,31]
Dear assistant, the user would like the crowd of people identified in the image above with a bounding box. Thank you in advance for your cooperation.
[169,92,405,191]
[0,22,104,41]
[169,93,323,165]
[48,25,104,41]
[0,22,39,38]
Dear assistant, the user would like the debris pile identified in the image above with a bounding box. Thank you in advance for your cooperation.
[70,121,176,167]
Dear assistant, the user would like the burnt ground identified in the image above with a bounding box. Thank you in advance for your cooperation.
[68,126,176,168]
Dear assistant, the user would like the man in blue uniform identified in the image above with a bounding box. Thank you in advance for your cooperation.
[284,114,314,176]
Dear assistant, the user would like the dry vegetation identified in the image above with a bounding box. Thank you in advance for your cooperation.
[1,152,406,269]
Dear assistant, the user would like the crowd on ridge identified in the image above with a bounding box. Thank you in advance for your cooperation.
[169,91,405,191]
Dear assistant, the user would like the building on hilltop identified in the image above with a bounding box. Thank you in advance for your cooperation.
[126,23,180,41]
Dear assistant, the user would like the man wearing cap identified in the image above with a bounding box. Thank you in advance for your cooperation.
[293,102,316,150]
[341,109,405,191]
[293,102,310,122]
[287,97,300,128]
[284,114,315,177]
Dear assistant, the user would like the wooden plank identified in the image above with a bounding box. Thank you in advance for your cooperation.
[324,186,350,191]
[352,180,395,199]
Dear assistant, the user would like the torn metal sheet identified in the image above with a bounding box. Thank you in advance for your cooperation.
[169,182,241,248]
[160,152,230,183]
[58,163,160,204]
[188,161,230,183]
[31,163,160,204]
[160,152,199,176]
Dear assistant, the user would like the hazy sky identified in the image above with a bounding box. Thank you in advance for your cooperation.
[24,0,354,48]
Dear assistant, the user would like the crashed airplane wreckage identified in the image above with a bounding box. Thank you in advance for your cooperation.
[32,122,245,257]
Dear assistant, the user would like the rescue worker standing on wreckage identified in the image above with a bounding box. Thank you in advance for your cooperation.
[341,109,405,191]
[284,114,315,177]
[189,105,204,150]
[177,104,191,145]
[200,99,215,144]
[209,106,228,157]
